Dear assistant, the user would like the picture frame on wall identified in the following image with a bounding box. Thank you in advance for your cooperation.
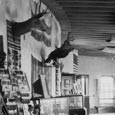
[64,79,70,88]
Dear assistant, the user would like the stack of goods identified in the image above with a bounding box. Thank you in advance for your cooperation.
[0,69,31,114]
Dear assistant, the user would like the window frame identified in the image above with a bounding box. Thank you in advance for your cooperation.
[98,75,114,106]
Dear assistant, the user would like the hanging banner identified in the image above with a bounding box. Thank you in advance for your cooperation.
[7,20,21,72]
[30,0,61,48]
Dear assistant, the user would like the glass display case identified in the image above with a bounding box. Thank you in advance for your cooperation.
[40,95,83,115]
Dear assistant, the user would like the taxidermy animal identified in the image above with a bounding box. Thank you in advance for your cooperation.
[44,32,75,65]
[12,11,48,37]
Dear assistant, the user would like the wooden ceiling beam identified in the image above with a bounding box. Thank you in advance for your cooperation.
[73,34,112,38]
[70,23,115,26]
[58,1,115,7]
[57,15,110,20]
[63,7,115,12]
[54,12,110,17]
[63,9,112,13]
[73,33,109,36]
[72,30,112,33]
[71,28,115,32]
[72,35,110,38]
[66,14,111,18]
[58,2,115,6]
[62,5,115,9]
[66,13,112,16]
[56,0,115,4]
[70,21,111,25]
[65,11,111,14]
[70,19,110,22]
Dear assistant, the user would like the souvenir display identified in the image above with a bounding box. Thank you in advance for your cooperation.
[40,95,83,115]
[6,101,17,115]
[1,78,12,92]
[7,20,21,72]
[0,69,31,115]
[40,98,55,115]
[0,93,8,115]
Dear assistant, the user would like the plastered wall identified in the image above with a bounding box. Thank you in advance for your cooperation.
[78,56,115,108]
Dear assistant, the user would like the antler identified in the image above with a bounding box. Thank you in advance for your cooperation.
[31,0,48,17]
[31,0,41,16]
[12,0,49,37]
[67,32,75,42]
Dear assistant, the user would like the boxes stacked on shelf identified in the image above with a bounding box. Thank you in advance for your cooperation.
[0,70,11,98]
[0,69,31,115]
[20,92,31,103]
[0,93,9,115]
[16,72,30,93]
[1,74,12,93]
[6,100,17,115]
[9,70,31,102]
[0,69,30,101]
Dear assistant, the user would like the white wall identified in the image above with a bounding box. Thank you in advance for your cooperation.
[78,56,115,108]
[60,52,74,73]
[60,50,78,74]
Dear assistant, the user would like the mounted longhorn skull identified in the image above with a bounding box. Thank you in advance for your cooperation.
[12,0,48,37]
[44,32,75,65]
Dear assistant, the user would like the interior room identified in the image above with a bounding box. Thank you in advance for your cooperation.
[0,0,115,115]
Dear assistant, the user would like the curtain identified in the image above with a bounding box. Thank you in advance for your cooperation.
[31,55,44,96]
[31,55,53,97]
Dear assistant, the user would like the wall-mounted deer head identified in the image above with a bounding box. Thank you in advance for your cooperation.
[12,0,49,37]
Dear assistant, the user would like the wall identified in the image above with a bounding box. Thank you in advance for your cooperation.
[60,50,78,74]
[78,56,115,108]
[60,52,73,73]
[0,0,61,91]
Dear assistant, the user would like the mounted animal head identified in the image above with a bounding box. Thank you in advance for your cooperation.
[61,32,75,50]
[12,0,48,37]
[31,13,61,47]
[30,0,49,32]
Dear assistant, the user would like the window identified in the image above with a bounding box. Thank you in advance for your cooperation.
[99,76,114,105]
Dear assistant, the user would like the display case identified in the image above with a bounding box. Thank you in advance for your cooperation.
[40,95,84,115]
[75,74,89,96]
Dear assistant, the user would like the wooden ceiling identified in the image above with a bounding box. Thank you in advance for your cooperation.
[42,0,115,58]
